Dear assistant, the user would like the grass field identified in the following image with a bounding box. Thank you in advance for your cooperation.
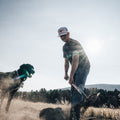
[83,107,120,120]
[0,99,120,120]
[0,99,70,120]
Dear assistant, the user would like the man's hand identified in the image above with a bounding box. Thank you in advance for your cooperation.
[69,75,74,85]
[64,74,69,80]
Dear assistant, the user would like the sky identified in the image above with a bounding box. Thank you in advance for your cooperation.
[0,0,120,91]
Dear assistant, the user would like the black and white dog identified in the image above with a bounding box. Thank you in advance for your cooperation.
[0,64,35,112]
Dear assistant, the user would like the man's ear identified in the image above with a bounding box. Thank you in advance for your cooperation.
[68,32,70,37]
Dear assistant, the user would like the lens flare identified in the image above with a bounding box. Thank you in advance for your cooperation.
[85,39,103,55]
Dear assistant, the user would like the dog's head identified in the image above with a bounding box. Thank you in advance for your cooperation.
[18,64,35,81]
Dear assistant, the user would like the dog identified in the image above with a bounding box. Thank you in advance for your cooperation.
[39,107,66,120]
[0,64,35,112]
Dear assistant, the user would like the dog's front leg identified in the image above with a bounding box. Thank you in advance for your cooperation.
[6,89,18,112]
[0,91,6,113]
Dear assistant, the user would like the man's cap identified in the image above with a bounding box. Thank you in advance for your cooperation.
[58,27,68,37]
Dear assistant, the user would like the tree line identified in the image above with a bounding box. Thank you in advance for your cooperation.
[14,88,120,108]
[14,88,71,104]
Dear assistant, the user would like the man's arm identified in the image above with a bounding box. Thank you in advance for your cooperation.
[64,58,69,80]
[69,54,79,85]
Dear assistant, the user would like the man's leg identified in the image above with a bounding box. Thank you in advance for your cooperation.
[69,103,81,120]
[70,84,82,120]
[74,104,81,120]
[69,106,75,120]
[70,67,90,120]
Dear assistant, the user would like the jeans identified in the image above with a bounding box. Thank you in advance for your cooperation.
[70,65,90,120]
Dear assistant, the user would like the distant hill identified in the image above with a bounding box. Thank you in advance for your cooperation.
[85,84,120,91]
[61,84,120,91]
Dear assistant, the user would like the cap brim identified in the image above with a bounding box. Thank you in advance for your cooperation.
[58,32,68,37]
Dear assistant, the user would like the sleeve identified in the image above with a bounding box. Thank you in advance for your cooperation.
[63,46,72,58]
[72,49,83,56]
[71,43,83,56]
[63,52,67,58]
[63,41,83,58]
[63,46,67,58]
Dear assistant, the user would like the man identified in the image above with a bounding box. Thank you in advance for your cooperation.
[58,27,90,120]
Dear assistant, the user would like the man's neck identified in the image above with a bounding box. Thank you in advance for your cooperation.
[66,38,71,43]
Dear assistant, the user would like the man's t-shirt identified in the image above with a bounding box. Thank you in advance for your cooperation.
[63,39,90,68]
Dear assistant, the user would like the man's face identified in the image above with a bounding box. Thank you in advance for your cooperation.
[60,33,70,42]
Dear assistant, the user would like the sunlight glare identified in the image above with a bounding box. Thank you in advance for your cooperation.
[85,39,103,55]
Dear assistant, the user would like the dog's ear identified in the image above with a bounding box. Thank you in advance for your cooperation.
[19,64,26,70]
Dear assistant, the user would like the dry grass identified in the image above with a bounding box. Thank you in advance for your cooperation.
[0,99,70,120]
[0,99,120,120]
[84,107,120,119]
